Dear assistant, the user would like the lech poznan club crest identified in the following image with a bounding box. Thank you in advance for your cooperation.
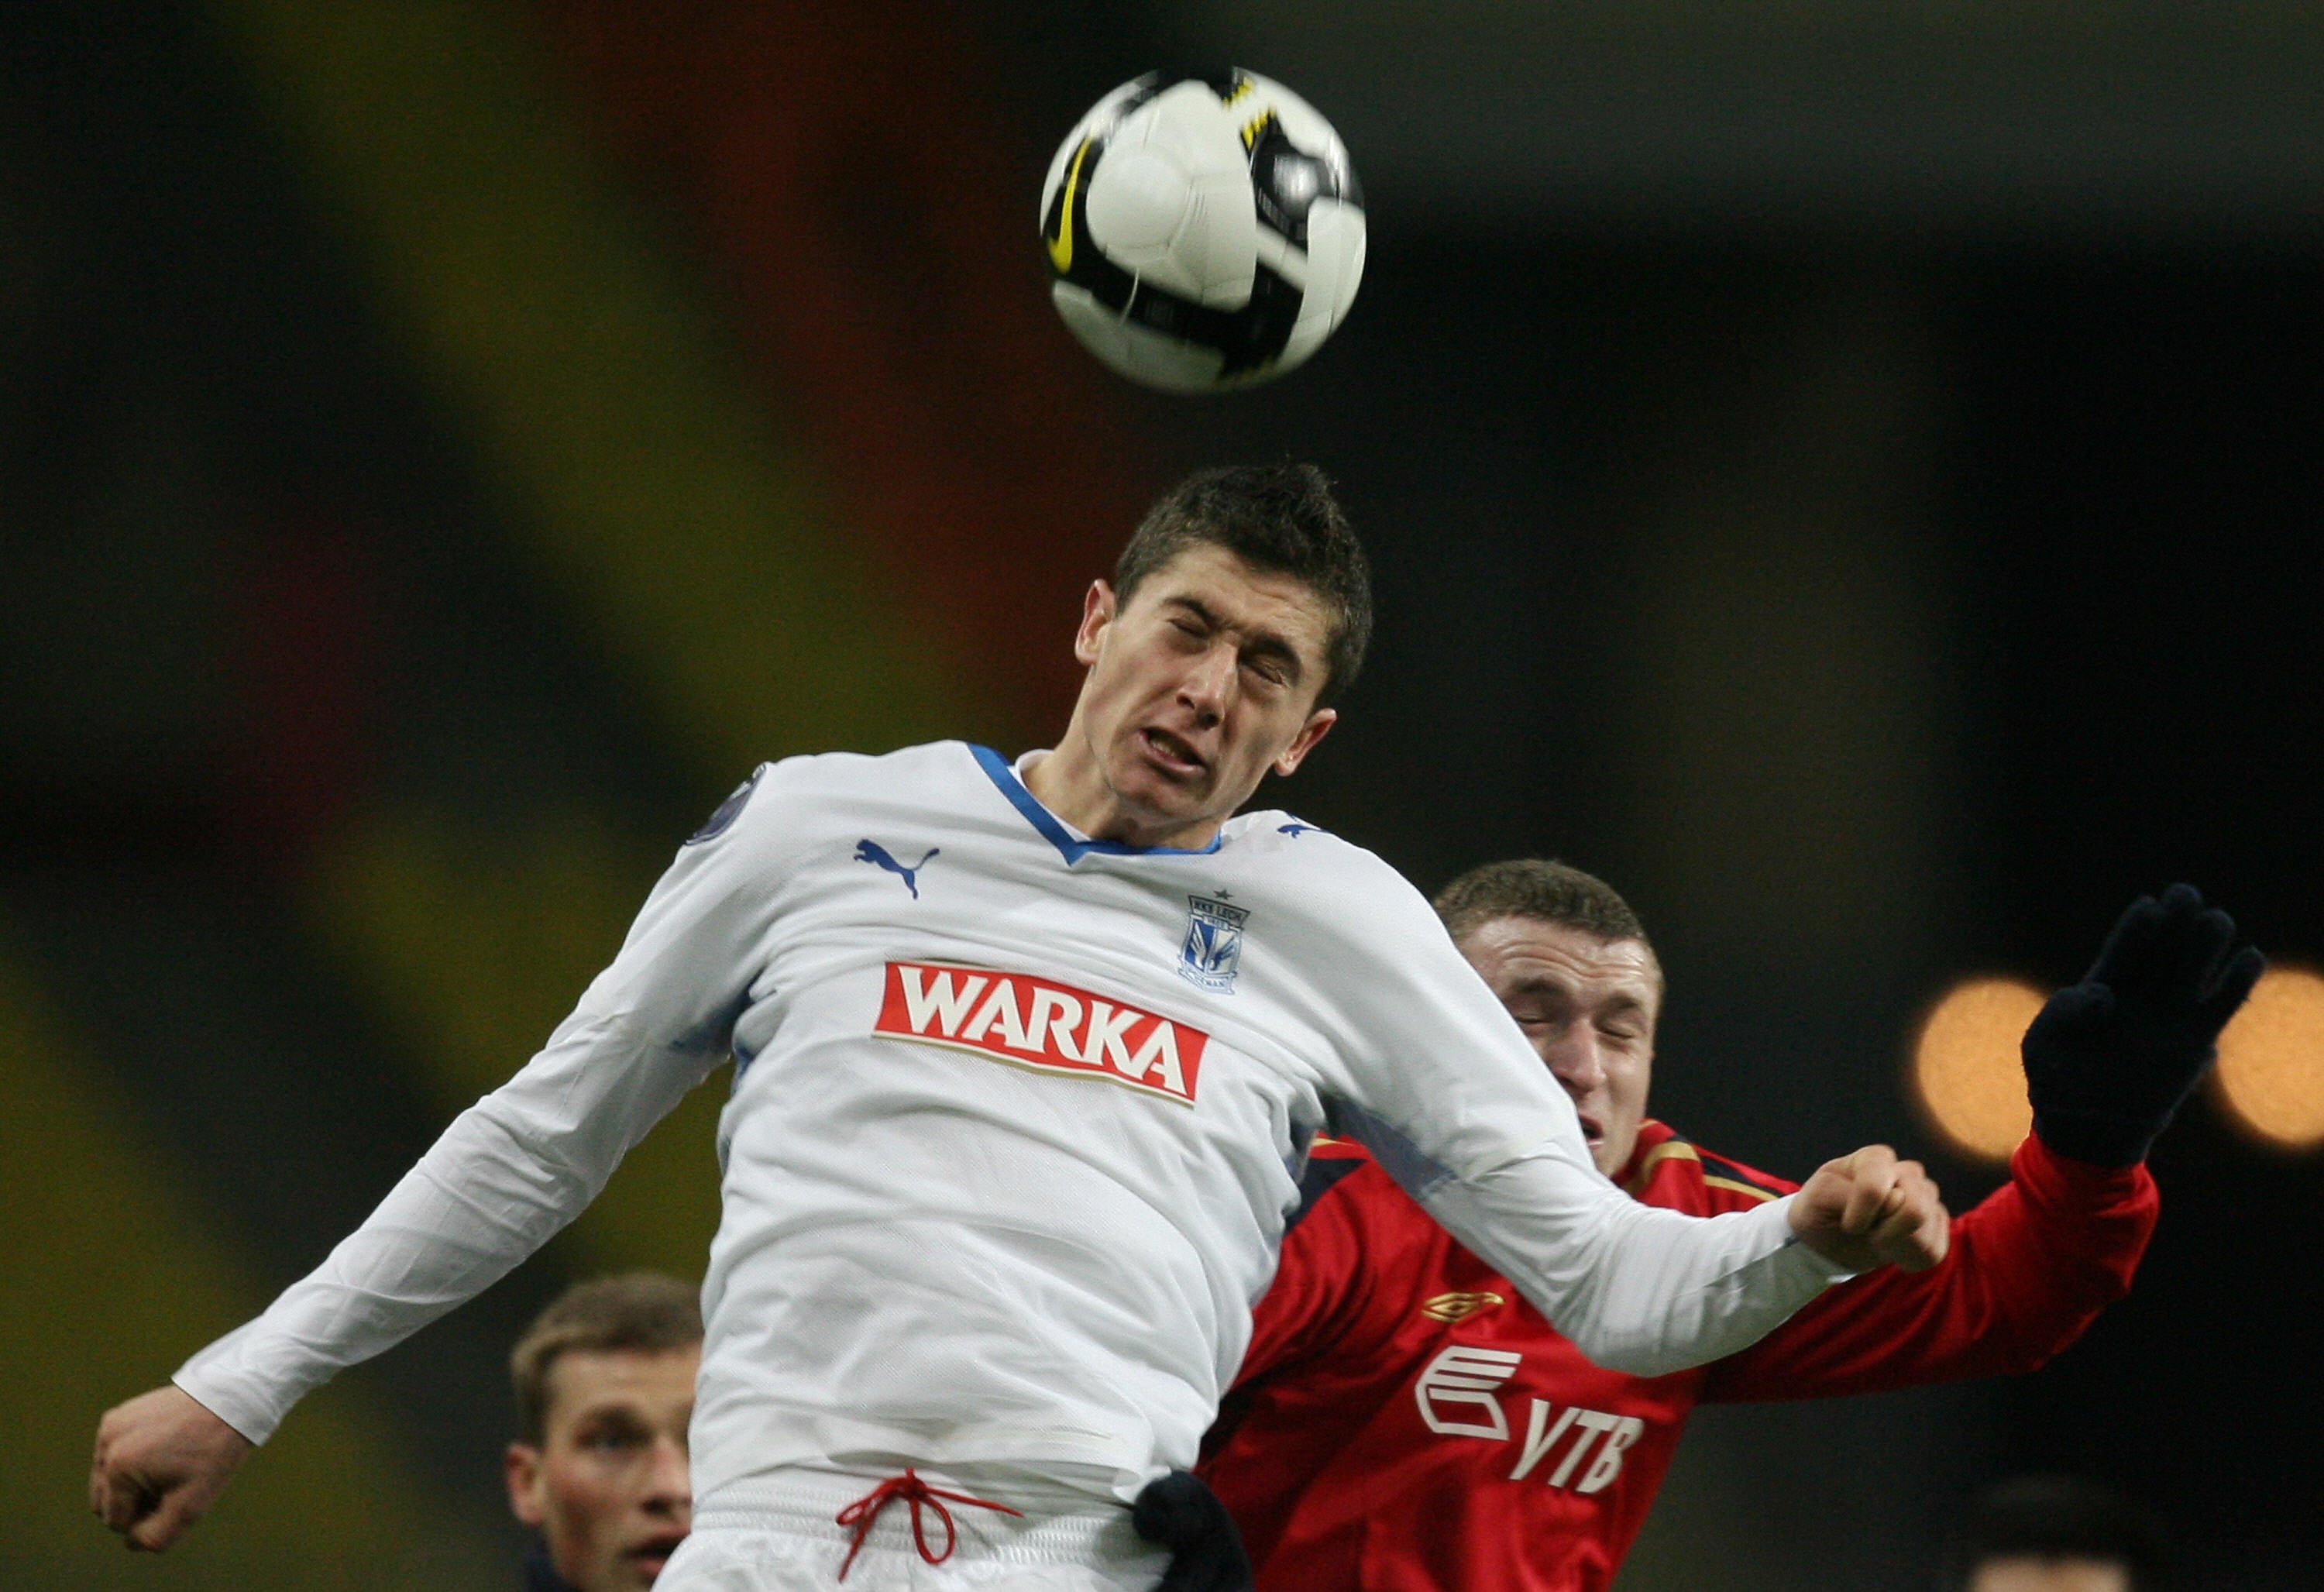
[1179,895,1250,993]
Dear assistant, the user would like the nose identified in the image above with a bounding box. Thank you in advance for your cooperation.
[641,1436,691,1519]
[1543,1029,1607,1099]
[1177,641,1234,727]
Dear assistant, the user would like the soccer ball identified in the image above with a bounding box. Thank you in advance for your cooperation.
[1040,70,1366,394]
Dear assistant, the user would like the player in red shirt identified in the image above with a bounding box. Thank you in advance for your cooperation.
[1200,861,2257,1592]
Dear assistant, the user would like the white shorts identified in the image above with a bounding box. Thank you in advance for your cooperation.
[658,1467,1172,1592]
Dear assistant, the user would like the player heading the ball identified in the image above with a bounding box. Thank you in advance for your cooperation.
[92,465,1949,1591]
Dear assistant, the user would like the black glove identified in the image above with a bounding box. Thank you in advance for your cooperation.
[2021,883,2264,1167]
[1133,1470,1254,1592]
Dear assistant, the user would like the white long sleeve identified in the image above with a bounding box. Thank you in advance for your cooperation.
[1387,1125,1848,1374]
[174,779,761,1443]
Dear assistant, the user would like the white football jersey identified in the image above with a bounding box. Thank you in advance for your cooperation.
[176,742,1844,1508]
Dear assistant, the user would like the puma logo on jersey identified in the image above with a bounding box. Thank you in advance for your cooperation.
[855,840,939,899]
[873,962,1207,1105]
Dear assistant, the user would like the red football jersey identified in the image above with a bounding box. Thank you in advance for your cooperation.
[1200,1121,2157,1592]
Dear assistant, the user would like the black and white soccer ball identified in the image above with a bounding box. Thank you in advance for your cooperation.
[1040,70,1365,394]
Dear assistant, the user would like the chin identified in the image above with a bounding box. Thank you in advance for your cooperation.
[1111,762,1207,822]
[1597,1137,1641,1181]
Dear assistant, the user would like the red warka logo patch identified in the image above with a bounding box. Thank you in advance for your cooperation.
[873,962,1206,1105]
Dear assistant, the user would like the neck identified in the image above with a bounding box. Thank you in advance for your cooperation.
[523,1536,582,1592]
[1023,720,1227,851]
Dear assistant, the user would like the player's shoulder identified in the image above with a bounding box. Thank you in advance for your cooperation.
[1284,1136,1420,1234]
[1223,810,1439,928]
[1619,1120,1798,1213]
[1226,809,1384,874]
[678,741,982,855]
[722,741,984,815]
[761,739,975,797]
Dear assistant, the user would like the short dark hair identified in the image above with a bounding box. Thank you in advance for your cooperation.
[1113,463,1373,706]
[1432,858,1652,954]
[1946,1477,2169,1592]
[511,1273,703,1443]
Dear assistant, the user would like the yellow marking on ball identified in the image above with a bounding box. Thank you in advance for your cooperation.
[1047,139,1090,273]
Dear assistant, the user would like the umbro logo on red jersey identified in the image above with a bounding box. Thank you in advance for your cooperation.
[1420,1291,1505,1325]
[873,962,1207,1105]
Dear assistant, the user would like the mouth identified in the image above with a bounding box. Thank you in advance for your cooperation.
[1136,726,1209,781]
[1576,1112,1605,1148]
[628,1532,688,1582]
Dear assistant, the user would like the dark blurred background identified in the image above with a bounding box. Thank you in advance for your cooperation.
[4,2,2318,1587]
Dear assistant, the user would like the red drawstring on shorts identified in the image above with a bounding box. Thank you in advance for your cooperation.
[833,1467,1025,1581]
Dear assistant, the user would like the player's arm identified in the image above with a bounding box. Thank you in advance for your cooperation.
[89,768,786,1552]
[1701,1137,2154,1401]
[1704,884,2257,1401]
[1370,1119,1940,1377]
[1321,868,1941,1380]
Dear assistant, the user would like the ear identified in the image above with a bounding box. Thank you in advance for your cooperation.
[1272,707,1337,777]
[505,1442,547,1527]
[1073,579,1118,668]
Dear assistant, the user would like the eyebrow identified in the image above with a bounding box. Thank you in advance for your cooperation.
[1164,595,1307,680]
[571,1401,651,1422]
[1506,978,1652,1017]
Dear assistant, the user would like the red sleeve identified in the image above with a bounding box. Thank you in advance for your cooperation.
[1232,1147,1380,1389]
[1700,1135,2158,1402]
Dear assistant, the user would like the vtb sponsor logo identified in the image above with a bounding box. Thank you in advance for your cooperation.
[874,962,1206,1105]
[1414,1346,1646,1495]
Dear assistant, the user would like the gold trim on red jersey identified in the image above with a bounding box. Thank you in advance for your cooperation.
[1621,1138,1700,1196]
[1700,1174,1781,1205]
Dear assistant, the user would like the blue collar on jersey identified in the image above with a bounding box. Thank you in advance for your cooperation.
[971,744,1226,863]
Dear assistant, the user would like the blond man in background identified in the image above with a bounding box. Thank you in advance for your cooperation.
[507,1274,701,1592]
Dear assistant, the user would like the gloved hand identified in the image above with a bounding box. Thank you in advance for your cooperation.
[2022,884,2264,1167]
[1133,1470,1254,1592]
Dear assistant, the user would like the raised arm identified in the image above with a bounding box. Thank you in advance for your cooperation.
[1318,861,1943,1379]
[1363,1116,1943,1376]
[90,767,783,1551]
[1706,883,2258,1401]
[1703,1135,2154,1401]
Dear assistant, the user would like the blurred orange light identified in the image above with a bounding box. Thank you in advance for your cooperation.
[2213,966,2324,1150]
[1910,976,2044,1161]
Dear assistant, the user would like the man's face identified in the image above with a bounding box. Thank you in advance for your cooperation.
[1969,1559,2131,1592]
[505,1345,698,1591]
[1067,543,1338,844]
[1457,917,1661,1179]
